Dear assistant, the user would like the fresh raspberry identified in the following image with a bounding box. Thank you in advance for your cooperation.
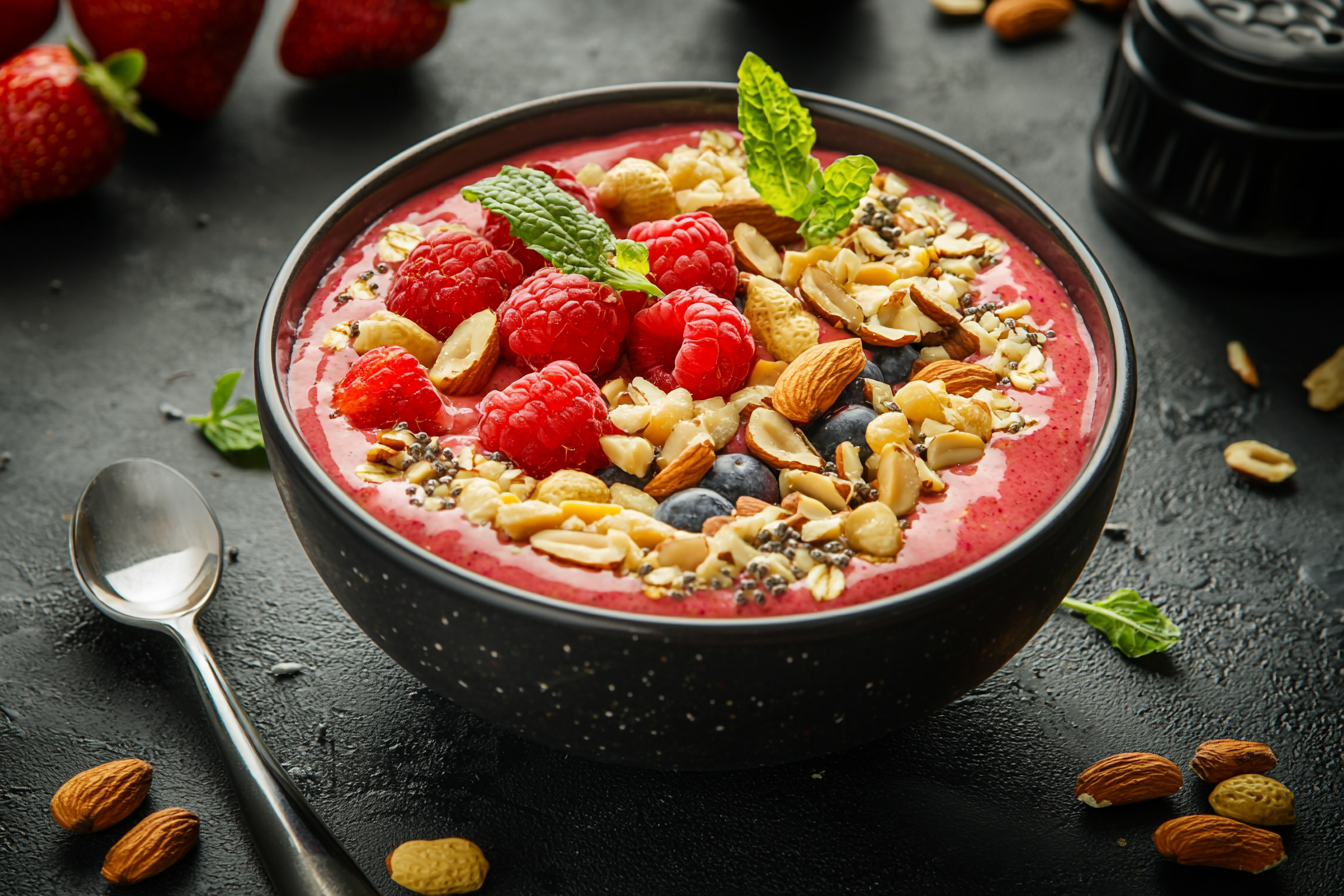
[627,287,755,400]
[481,162,594,274]
[620,289,650,321]
[498,269,630,377]
[333,345,448,435]
[476,361,612,478]
[628,211,737,300]
[384,229,524,339]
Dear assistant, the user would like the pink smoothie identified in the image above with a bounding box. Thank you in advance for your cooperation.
[285,123,1101,619]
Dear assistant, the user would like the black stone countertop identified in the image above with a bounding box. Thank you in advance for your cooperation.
[2,1,1341,894]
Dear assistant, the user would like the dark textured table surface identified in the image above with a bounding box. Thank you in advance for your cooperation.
[2,1,1342,893]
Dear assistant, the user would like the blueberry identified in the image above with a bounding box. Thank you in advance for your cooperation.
[698,453,780,506]
[870,344,921,385]
[830,360,884,412]
[653,488,735,533]
[806,405,879,465]
[594,465,652,489]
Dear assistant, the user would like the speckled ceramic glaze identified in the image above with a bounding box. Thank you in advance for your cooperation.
[256,84,1136,770]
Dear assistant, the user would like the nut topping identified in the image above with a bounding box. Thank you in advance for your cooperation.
[732,222,784,279]
[643,439,716,498]
[744,408,825,471]
[428,309,500,395]
[529,530,628,569]
[770,338,868,424]
[743,275,820,363]
[911,360,999,396]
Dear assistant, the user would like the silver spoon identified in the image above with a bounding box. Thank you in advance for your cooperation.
[70,458,380,896]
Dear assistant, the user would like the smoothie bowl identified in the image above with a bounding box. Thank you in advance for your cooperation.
[256,71,1135,770]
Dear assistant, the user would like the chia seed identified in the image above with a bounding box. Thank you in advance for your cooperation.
[1047,330,1056,339]
[359,270,374,281]
[376,263,388,274]
[755,592,766,606]
[637,563,653,576]
[405,486,417,495]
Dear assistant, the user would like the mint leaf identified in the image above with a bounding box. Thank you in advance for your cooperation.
[613,239,650,277]
[800,154,878,248]
[1059,590,1181,658]
[736,52,820,220]
[462,167,662,297]
[188,371,265,456]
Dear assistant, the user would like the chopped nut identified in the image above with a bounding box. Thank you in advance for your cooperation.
[609,483,660,516]
[644,440,715,498]
[800,515,845,543]
[876,444,921,516]
[1303,346,1344,411]
[779,470,851,512]
[747,359,789,387]
[732,222,784,279]
[1223,440,1295,483]
[600,435,655,478]
[735,496,772,517]
[355,463,400,484]
[535,470,611,505]
[495,500,566,540]
[457,478,505,525]
[353,310,443,367]
[429,310,500,395]
[376,221,424,263]
[558,501,624,524]
[745,408,824,471]
[529,530,628,569]
[844,501,901,557]
[925,431,986,470]
[595,157,677,226]
[866,412,912,454]
[654,534,710,569]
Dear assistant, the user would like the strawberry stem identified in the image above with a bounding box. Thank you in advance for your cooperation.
[68,41,158,136]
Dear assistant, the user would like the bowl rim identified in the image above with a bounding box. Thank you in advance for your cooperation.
[255,81,1135,638]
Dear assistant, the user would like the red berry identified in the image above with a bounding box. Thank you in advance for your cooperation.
[481,162,594,274]
[620,290,650,321]
[498,269,630,377]
[0,45,152,220]
[476,361,612,478]
[70,0,264,118]
[627,287,755,400]
[0,0,58,62]
[280,0,448,80]
[384,229,525,340]
[627,211,737,300]
[333,345,448,435]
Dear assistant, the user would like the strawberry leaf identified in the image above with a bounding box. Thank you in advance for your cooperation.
[1059,591,1181,658]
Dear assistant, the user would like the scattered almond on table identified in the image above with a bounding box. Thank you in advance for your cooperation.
[1075,752,1183,807]
[1209,775,1296,827]
[1153,815,1285,873]
[101,807,200,885]
[1190,738,1277,782]
[1303,345,1344,411]
[50,758,153,833]
[985,0,1075,41]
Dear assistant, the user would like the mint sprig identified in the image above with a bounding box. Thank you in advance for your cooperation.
[737,53,878,247]
[188,371,265,456]
[462,167,662,297]
[1059,590,1181,658]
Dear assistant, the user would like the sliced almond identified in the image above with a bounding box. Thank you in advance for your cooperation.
[1223,440,1296,483]
[780,470,852,512]
[495,500,566,540]
[735,496,772,517]
[911,359,998,396]
[864,379,896,412]
[708,198,801,245]
[925,431,986,470]
[932,232,986,257]
[732,222,784,279]
[876,444,921,516]
[654,534,710,568]
[644,440,716,498]
[946,395,994,443]
[799,267,864,330]
[376,221,425,263]
[529,530,627,569]
[836,441,864,482]
[745,408,824,471]
[941,323,981,361]
[770,339,868,424]
[800,515,845,543]
[856,319,920,347]
[429,310,500,395]
[909,280,963,326]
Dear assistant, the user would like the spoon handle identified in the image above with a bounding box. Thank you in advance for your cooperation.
[167,617,381,896]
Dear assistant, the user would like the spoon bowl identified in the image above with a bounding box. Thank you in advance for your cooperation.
[69,458,379,896]
[71,458,221,626]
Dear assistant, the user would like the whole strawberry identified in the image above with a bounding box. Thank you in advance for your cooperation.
[0,44,155,220]
[0,0,58,62]
[280,0,455,80]
[69,0,265,118]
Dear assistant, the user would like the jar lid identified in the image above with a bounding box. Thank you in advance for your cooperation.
[1159,0,1344,74]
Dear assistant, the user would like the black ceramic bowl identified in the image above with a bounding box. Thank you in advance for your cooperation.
[255,84,1136,771]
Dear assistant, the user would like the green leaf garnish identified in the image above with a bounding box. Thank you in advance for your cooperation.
[1059,590,1181,658]
[800,154,879,248]
[462,167,662,297]
[613,239,651,277]
[736,52,877,245]
[188,371,265,456]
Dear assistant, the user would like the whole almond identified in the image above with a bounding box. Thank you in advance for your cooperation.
[1153,815,1285,873]
[101,807,199,885]
[1075,752,1183,807]
[1190,739,1277,783]
[771,339,868,424]
[50,758,153,833]
[1209,774,1296,826]
[911,360,998,397]
[985,0,1074,41]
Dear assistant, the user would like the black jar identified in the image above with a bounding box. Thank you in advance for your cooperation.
[1092,0,1344,269]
